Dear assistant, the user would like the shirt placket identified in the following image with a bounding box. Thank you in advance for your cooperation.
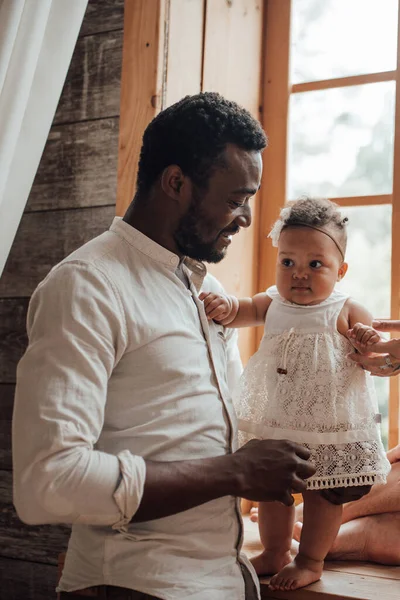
[189,282,254,599]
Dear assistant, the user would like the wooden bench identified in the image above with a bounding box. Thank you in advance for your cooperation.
[242,516,400,600]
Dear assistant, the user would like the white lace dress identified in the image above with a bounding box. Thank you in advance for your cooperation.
[236,286,391,490]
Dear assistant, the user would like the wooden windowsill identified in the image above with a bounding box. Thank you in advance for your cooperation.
[242,516,400,600]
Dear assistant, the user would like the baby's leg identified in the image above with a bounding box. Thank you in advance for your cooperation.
[250,500,294,575]
[269,490,342,591]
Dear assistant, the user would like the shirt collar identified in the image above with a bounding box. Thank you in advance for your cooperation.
[109,217,207,290]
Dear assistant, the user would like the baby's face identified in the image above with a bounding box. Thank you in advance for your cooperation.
[276,227,347,306]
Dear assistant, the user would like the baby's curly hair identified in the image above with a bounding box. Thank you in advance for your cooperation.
[270,197,348,257]
[136,92,267,195]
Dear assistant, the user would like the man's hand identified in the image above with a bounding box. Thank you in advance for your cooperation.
[320,486,371,505]
[347,319,400,376]
[231,439,316,506]
[132,438,315,521]
[199,291,235,323]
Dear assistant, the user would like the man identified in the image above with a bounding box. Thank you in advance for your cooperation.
[12,93,365,600]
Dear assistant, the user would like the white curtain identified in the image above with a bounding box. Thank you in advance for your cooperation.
[0,0,88,277]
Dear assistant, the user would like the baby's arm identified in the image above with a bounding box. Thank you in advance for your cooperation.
[339,299,383,351]
[199,291,272,327]
[337,299,373,337]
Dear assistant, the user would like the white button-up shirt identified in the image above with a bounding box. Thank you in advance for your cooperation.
[12,217,260,599]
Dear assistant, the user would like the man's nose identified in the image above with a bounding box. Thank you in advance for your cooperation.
[235,205,252,229]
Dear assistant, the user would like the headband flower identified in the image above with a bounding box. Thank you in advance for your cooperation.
[268,207,292,247]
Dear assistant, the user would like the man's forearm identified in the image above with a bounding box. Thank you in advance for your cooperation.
[132,438,317,521]
[131,454,240,522]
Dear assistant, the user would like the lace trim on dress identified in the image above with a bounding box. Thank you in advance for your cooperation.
[238,427,391,490]
[237,418,383,445]
[307,473,386,489]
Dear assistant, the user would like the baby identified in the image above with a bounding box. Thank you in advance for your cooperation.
[200,197,390,591]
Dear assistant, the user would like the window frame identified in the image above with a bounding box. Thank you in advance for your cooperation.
[259,0,400,448]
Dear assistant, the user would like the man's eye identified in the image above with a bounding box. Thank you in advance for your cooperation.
[310,260,322,268]
[230,200,244,208]
[282,259,293,267]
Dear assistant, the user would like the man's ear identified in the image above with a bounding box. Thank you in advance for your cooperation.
[338,262,348,281]
[161,165,188,202]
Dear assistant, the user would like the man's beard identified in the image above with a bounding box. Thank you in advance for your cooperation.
[174,196,226,264]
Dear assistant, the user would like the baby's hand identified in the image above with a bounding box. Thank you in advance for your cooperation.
[199,292,232,322]
[347,322,382,351]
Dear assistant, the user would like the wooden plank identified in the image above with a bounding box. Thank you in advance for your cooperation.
[0,556,59,600]
[291,70,396,95]
[80,0,124,37]
[288,195,392,207]
[25,118,119,212]
[201,0,264,365]
[389,1,400,448]
[0,299,29,384]
[324,561,400,581]
[328,194,392,207]
[0,206,115,298]
[0,470,70,565]
[54,30,122,124]
[202,0,262,115]
[243,517,400,599]
[164,0,204,107]
[116,0,166,216]
[260,571,400,599]
[0,384,14,471]
[257,0,291,344]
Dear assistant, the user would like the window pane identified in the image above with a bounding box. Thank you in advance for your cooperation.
[291,0,398,84]
[287,82,395,200]
[338,204,392,449]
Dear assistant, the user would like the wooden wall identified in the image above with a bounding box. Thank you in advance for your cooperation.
[0,1,124,597]
[201,0,264,361]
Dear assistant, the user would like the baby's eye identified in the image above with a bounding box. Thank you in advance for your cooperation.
[310,260,322,269]
[282,259,294,267]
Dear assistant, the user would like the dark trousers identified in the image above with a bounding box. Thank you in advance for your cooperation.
[59,586,161,599]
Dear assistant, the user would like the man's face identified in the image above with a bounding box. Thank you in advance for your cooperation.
[174,144,263,263]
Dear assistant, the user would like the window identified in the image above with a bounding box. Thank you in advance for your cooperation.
[259,0,400,448]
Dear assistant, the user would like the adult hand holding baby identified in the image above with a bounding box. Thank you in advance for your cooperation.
[232,438,316,507]
[348,320,400,376]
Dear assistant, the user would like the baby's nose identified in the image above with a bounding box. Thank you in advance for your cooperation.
[293,268,309,279]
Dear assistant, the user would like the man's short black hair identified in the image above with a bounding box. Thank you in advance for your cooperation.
[136,92,267,195]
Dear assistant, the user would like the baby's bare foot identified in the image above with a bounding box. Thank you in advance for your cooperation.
[293,520,302,542]
[249,507,258,523]
[250,549,292,576]
[269,554,323,591]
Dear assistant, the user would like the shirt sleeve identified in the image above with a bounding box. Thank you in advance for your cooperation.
[12,261,146,526]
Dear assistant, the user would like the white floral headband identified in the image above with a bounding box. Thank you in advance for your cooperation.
[268,207,346,260]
